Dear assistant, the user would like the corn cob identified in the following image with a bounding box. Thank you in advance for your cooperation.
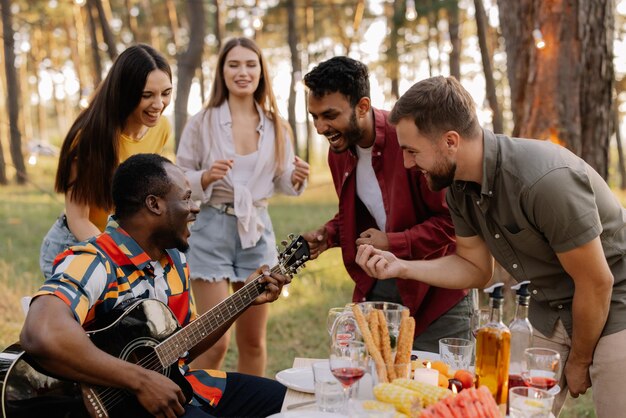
[391,378,455,407]
[373,383,422,417]
[361,400,409,418]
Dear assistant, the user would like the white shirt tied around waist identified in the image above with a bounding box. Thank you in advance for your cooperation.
[177,101,304,249]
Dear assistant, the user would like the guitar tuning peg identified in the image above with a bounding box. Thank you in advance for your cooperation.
[288,233,295,240]
[280,240,289,247]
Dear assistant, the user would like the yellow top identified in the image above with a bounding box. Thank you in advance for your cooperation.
[89,117,171,230]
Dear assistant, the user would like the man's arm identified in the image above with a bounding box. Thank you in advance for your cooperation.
[389,176,455,259]
[20,296,186,417]
[302,213,340,260]
[355,234,494,289]
[556,237,613,397]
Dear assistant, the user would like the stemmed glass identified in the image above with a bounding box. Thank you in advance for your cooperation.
[521,348,561,391]
[329,310,360,346]
[327,307,347,337]
[329,340,369,402]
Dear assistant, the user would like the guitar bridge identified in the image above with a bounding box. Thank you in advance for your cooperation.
[81,385,109,418]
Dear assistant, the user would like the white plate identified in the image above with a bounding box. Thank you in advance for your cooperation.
[275,366,315,393]
[268,412,344,418]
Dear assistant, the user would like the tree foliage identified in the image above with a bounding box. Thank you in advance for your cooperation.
[0,0,621,185]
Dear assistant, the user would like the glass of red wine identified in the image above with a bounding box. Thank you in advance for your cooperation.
[521,348,561,391]
[329,340,369,402]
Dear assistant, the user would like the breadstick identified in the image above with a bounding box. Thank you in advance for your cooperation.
[395,316,415,378]
[401,308,410,320]
[352,305,388,383]
[368,309,381,354]
[377,310,396,381]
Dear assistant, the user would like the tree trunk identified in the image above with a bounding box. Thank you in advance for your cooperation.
[213,0,223,48]
[90,0,117,59]
[425,10,435,77]
[497,0,613,178]
[72,3,90,92]
[165,0,181,49]
[174,0,205,150]
[123,0,138,42]
[86,0,103,85]
[1,0,26,184]
[388,0,403,100]
[287,0,300,154]
[304,0,314,163]
[0,33,6,185]
[614,102,626,190]
[448,1,461,80]
[474,0,502,133]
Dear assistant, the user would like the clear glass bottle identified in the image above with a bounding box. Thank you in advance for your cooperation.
[475,283,511,414]
[508,281,533,389]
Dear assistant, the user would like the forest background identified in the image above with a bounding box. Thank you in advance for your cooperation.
[1,1,625,417]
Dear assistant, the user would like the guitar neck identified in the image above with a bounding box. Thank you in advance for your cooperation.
[155,266,281,366]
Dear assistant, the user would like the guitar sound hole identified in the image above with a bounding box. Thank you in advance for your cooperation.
[123,343,167,376]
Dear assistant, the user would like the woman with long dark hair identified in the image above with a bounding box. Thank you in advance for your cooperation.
[40,44,173,278]
[177,37,309,376]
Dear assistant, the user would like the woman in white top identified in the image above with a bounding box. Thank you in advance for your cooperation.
[177,37,309,376]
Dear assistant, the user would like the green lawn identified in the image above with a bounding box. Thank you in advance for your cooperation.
[0,156,595,417]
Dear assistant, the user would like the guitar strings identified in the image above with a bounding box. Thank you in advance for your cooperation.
[95,260,296,411]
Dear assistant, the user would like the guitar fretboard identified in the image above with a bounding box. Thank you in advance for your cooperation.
[155,266,281,366]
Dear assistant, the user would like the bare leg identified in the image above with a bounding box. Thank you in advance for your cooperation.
[232,281,268,376]
[189,279,232,370]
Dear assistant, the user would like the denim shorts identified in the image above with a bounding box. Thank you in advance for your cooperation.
[187,205,278,282]
[39,214,79,279]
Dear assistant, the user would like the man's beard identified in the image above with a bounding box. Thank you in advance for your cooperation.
[329,110,365,153]
[344,110,365,148]
[427,158,456,192]
[152,226,189,253]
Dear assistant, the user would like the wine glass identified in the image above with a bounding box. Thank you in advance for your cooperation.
[330,311,360,346]
[329,340,369,402]
[327,307,347,337]
[521,348,561,391]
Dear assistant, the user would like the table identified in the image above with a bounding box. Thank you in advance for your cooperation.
[278,354,556,417]
[280,358,318,412]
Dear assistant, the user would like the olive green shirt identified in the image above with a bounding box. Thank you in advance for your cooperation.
[446,129,626,337]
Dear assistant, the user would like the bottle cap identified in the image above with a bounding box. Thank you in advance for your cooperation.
[483,282,505,299]
[511,280,531,297]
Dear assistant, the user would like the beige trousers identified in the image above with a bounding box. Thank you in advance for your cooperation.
[534,320,626,418]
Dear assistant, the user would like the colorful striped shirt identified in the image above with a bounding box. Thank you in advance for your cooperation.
[36,217,226,406]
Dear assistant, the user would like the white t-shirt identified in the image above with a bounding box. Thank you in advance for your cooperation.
[233,151,259,187]
[356,145,386,231]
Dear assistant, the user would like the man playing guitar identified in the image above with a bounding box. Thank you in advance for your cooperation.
[18,154,292,418]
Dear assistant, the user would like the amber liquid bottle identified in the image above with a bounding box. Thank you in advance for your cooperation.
[475,283,511,415]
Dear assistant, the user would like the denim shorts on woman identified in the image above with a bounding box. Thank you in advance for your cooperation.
[39,214,79,279]
[187,205,278,282]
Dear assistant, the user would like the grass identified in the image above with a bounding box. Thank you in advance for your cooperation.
[0,156,596,417]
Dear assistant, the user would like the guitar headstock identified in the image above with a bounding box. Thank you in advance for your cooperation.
[277,234,310,277]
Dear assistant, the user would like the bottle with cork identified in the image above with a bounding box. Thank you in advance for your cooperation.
[475,283,511,415]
